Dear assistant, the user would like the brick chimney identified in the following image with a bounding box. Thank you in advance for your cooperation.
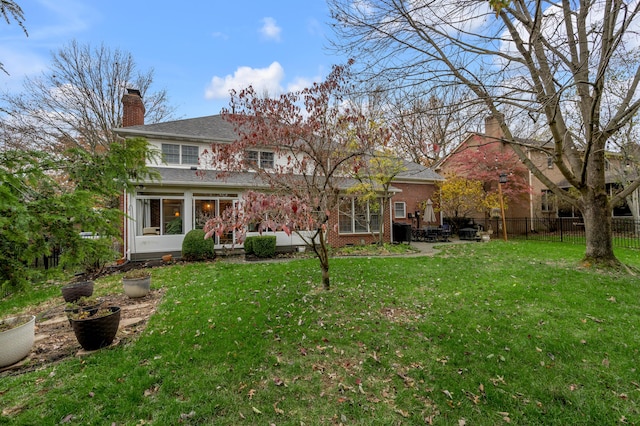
[485,113,504,140]
[122,88,145,127]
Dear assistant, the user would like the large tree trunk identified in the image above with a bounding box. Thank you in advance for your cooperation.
[582,190,618,266]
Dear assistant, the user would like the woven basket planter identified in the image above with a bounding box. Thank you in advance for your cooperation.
[70,306,121,351]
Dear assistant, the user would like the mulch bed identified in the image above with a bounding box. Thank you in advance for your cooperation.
[0,288,165,377]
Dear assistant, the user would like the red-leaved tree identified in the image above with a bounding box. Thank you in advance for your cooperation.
[448,142,530,213]
[203,62,382,290]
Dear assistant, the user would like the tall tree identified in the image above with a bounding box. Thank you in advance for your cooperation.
[204,62,381,290]
[0,1,27,74]
[329,0,640,266]
[389,88,482,167]
[0,40,175,154]
[0,138,159,291]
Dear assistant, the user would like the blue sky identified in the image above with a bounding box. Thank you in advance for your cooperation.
[0,0,346,119]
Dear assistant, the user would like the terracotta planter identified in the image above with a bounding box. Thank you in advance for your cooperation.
[0,315,35,367]
[122,276,151,298]
[162,254,173,263]
[70,306,121,351]
[61,281,94,303]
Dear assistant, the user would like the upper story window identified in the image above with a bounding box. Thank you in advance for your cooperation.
[246,150,274,169]
[546,155,554,169]
[162,143,199,165]
[541,189,554,213]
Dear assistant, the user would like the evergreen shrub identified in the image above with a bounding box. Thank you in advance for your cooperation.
[181,229,215,261]
[252,236,276,258]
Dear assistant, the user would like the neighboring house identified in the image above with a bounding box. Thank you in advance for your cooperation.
[437,115,639,224]
[114,90,443,260]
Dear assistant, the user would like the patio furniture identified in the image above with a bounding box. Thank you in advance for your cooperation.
[425,226,440,242]
[439,224,451,242]
[459,227,478,240]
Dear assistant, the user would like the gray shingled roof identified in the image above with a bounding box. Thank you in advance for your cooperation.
[115,115,237,142]
[149,167,409,193]
[396,160,444,182]
[150,167,269,188]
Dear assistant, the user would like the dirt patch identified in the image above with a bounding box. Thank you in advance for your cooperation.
[0,288,165,377]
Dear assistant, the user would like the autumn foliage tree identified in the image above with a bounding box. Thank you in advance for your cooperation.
[447,142,531,211]
[436,175,487,230]
[203,62,381,290]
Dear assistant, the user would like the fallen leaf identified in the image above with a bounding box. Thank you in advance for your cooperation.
[252,406,262,414]
[273,403,285,415]
[394,408,410,418]
[61,414,75,423]
[443,389,453,399]
[602,358,610,367]
[248,389,256,400]
[179,411,195,420]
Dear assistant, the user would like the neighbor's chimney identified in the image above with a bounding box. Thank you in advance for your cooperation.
[122,88,145,127]
[485,113,504,140]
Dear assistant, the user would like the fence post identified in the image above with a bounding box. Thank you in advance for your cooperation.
[559,217,563,242]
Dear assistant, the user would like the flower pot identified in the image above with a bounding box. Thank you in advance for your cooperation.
[70,306,121,351]
[0,315,35,367]
[64,299,103,325]
[122,275,151,298]
[61,281,94,303]
[162,254,173,263]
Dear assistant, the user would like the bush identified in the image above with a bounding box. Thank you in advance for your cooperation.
[182,229,215,261]
[252,236,276,258]
[243,236,256,255]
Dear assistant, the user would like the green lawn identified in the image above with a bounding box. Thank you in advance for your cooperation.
[1,241,639,425]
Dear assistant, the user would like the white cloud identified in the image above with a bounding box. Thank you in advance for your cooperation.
[286,76,318,93]
[205,62,285,99]
[259,17,282,41]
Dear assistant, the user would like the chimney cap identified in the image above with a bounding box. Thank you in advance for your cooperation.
[126,88,142,98]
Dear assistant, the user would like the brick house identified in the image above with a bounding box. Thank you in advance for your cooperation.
[437,114,639,225]
[114,90,442,260]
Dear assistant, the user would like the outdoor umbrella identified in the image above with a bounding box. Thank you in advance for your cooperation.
[424,199,436,224]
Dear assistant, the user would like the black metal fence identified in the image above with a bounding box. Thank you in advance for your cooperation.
[475,217,640,249]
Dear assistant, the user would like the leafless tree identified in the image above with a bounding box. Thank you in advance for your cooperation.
[0,0,27,74]
[329,0,640,266]
[387,86,483,166]
[0,40,175,154]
